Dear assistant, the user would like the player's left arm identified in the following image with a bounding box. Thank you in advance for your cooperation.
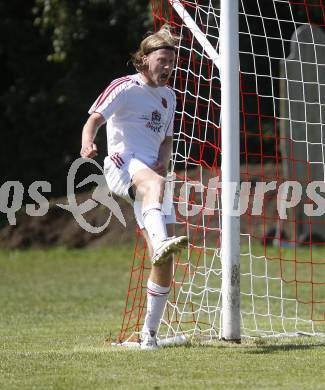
[152,136,173,177]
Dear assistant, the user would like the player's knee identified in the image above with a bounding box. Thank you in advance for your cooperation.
[151,175,166,194]
[140,175,165,197]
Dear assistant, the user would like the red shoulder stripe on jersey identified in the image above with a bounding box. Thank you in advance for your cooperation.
[97,76,130,101]
[95,77,131,109]
[95,77,130,109]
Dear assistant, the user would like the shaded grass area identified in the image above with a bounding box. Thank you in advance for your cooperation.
[240,243,325,333]
[0,246,325,390]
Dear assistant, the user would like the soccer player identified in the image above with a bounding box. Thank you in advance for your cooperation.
[80,25,188,349]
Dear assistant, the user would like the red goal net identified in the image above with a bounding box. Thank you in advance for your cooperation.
[118,0,325,342]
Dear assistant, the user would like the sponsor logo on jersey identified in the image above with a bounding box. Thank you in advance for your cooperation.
[152,110,161,124]
[146,110,163,133]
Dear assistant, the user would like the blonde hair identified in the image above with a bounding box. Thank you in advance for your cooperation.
[131,25,179,72]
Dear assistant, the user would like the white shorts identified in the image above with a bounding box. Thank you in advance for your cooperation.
[103,152,176,229]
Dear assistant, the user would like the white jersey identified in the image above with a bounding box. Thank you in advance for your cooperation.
[89,73,176,166]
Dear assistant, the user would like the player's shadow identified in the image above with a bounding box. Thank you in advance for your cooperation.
[181,338,325,353]
[245,341,325,354]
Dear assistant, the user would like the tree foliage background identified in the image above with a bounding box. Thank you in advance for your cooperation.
[0,0,151,197]
[1,0,323,199]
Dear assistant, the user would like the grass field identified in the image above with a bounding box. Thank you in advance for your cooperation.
[1,244,325,390]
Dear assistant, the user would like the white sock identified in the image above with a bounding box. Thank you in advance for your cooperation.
[142,280,170,335]
[142,203,167,251]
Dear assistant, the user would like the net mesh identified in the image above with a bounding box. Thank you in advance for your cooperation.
[118,0,325,342]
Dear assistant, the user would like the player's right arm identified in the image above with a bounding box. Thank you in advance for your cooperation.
[80,112,106,158]
[81,77,131,158]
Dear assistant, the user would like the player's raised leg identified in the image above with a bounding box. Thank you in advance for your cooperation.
[132,167,188,265]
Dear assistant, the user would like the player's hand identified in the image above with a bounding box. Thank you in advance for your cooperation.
[80,142,98,158]
[151,160,167,177]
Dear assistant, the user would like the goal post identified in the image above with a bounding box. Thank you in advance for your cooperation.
[219,0,240,342]
[169,0,241,342]
[117,0,325,344]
